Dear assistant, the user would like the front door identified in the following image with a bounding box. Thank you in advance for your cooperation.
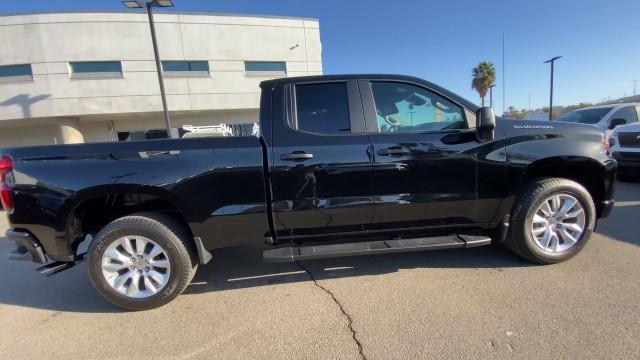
[269,81,374,242]
[359,80,486,232]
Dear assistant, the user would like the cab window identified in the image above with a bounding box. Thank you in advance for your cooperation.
[610,106,639,124]
[370,82,465,132]
[294,83,351,135]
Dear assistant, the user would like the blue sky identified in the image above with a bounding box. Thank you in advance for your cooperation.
[4,0,640,113]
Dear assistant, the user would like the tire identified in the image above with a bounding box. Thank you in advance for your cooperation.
[87,212,197,311]
[506,178,596,264]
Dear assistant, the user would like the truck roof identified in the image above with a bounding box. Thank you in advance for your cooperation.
[575,103,639,111]
[261,74,480,112]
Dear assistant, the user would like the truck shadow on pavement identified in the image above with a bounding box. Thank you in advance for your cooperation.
[595,203,640,248]
[0,242,530,313]
[586,180,640,248]
[184,245,530,296]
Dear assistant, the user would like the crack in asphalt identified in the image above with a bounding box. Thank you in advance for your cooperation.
[296,261,367,360]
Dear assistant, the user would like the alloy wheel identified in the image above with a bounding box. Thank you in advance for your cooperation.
[101,236,171,298]
[530,194,586,253]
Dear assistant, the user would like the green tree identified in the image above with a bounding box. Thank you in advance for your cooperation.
[471,61,496,107]
[519,109,528,120]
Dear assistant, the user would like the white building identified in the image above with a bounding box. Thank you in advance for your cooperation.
[0,11,322,147]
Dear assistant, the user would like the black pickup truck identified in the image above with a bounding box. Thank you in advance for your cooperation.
[1,75,616,310]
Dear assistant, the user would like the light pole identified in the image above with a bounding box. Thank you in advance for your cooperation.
[544,56,562,120]
[489,84,496,108]
[633,80,639,96]
[122,0,174,134]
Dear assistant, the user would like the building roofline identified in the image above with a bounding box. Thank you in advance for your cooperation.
[0,10,319,22]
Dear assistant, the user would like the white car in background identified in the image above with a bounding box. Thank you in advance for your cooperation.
[554,103,640,133]
[609,122,640,182]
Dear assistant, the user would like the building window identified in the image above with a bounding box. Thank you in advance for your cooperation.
[162,61,210,77]
[244,61,287,76]
[0,64,33,83]
[69,61,123,79]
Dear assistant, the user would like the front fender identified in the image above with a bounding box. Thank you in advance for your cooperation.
[494,125,616,223]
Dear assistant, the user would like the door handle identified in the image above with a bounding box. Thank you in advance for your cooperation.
[281,151,314,161]
[377,146,410,156]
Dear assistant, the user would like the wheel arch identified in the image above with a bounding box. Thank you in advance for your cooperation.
[61,185,194,254]
[521,156,607,216]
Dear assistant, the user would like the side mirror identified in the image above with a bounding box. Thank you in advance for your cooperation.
[476,107,496,142]
[608,118,626,130]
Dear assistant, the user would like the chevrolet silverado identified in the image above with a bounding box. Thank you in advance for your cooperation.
[0,75,616,310]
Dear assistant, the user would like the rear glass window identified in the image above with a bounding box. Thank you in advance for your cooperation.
[555,107,612,124]
[295,83,351,135]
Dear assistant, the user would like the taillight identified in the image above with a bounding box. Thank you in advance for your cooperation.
[602,134,610,154]
[0,156,14,213]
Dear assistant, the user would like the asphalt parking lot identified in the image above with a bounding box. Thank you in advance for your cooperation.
[0,182,639,360]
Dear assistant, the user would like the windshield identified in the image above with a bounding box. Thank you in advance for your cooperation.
[555,107,613,124]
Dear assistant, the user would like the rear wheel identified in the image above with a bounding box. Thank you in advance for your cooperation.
[506,178,595,264]
[87,213,197,310]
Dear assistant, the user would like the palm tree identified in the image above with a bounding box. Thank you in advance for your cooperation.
[471,61,496,107]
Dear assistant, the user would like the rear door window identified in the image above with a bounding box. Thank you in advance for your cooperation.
[294,83,351,135]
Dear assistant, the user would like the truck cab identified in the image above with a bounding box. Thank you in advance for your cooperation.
[261,75,501,244]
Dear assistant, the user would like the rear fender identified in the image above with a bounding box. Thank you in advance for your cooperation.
[59,185,190,254]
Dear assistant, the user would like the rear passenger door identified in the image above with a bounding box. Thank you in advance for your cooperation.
[269,81,374,242]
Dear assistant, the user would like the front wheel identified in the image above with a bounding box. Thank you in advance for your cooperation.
[87,213,197,310]
[506,178,596,264]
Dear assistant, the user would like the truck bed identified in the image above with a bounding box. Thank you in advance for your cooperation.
[1,136,270,261]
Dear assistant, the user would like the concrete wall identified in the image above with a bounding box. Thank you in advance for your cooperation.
[0,12,322,147]
[0,108,261,146]
[80,109,259,143]
[0,123,61,146]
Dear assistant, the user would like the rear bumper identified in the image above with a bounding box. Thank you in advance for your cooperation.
[4,229,47,264]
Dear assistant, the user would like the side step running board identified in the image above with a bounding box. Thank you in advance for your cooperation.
[36,254,86,277]
[263,235,491,263]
